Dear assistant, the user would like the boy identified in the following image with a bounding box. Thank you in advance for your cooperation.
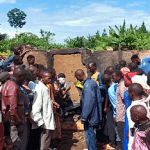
[101,74,119,149]
[130,105,150,150]
[127,83,147,150]
[27,55,35,66]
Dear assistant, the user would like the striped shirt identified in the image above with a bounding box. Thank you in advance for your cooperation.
[116,81,128,122]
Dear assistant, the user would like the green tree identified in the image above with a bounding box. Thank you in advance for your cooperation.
[102,29,107,37]
[7,8,27,30]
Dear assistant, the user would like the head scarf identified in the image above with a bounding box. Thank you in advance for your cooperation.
[58,77,66,85]
[120,67,130,76]
[123,72,137,85]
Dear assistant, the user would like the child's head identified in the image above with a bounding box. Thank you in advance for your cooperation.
[119,60,126,68]
[131,54,141,65]
[27,55,35,65]
[128,62,138,72]
[58,73,66,85]
[128,83,143,100]
[58,73,66,78]
[130,105,148,125]
[112,70,122,83]
[104,66,114,76]
[115,64,121,70]
[101,74,111,87]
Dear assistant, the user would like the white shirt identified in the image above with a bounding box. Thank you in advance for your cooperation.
[31,81,55,130]
[127,99,147,150]
[131,75,150,90]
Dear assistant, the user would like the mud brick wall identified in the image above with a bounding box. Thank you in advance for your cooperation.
[23,48,150,101]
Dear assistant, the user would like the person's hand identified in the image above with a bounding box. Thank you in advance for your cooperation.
[53,101,60,108]
[81,120,86,124]
[24,48,30,53]
[66,86,71,91]
[6,144,13,150]
[104,107,107,112]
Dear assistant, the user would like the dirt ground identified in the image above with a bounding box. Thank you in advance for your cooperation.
[56,130,109,150]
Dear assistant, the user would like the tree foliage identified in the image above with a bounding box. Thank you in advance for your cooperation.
[64,20,150,50]
[7,8,27,29]
[0,30,64,53]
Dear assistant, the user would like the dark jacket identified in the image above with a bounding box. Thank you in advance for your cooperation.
[1,80,25,125]
[81,78,102,126]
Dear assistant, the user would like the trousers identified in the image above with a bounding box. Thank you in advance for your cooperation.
[84,122,97,150]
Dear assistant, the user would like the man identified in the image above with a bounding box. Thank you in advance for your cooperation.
[75,69,100,150]
[1,66,26,150]
[87,61,105,122]
[31,70,55,150]
[131,54,150,74]
[87,61,104,88]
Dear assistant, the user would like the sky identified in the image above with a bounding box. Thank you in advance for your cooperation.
[0,0,150,44]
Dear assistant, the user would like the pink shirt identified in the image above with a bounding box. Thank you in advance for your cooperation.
[132,130,149,150]
[116,81,128,122]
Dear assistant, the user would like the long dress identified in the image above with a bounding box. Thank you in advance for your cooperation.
[47,83,62,139]
[123,90,132,150]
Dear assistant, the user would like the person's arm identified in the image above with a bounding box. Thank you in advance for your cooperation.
[8,95,21,124]
[7,84,21,124]
[108,88,116,118]
[1,55,15,69]
[31,86,44,127]
[19,49,30,59]
[116,86,120,120]
[61,86,71,97]
[97,73,105,90]
[104,95,108,112]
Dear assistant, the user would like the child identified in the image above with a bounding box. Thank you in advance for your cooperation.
[27,55,35,66]
[130,105,150,150]
[127,83,147,150]
[101,74,119,149]
[57,73,71,106]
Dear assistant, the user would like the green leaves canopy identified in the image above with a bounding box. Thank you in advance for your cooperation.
[7,8,27,29]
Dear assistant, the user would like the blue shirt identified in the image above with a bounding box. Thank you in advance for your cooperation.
[108,82,118,118]
[139,57,150,74]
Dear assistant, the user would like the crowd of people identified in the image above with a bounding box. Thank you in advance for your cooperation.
[74,56,150,150]
[0,45,72,150]
[0,44,150,150]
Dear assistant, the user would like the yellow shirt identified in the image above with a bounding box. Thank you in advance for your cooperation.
[91,71,99,85]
